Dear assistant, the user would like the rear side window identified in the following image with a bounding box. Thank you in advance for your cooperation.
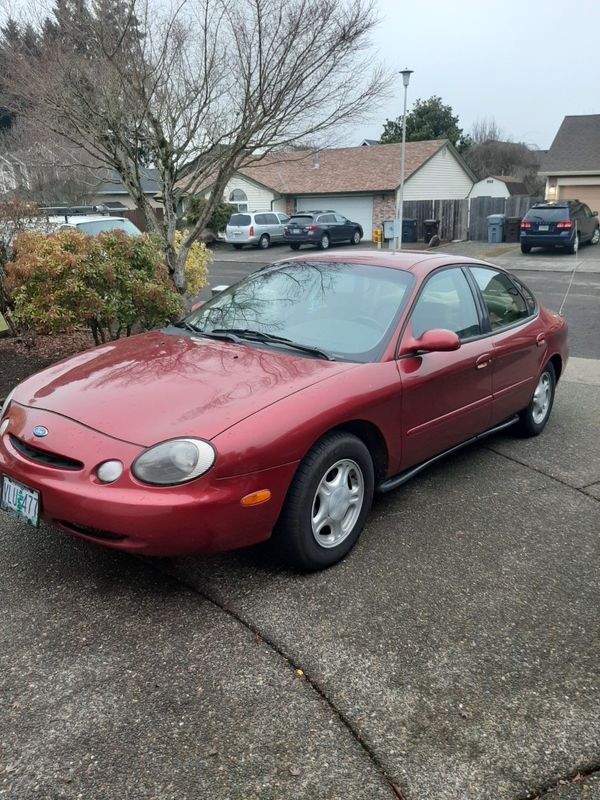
[254,214,268,225]
[289,215,313,225]
[76,219,140,235]
[525,207,569,222]
[470,267,530,330]
[229,214,251,226]
[317,214,336,223]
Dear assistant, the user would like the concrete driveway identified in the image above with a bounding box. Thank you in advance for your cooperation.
[1,242,599,800]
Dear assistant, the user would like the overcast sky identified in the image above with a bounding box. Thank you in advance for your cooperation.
[355,0,599,150]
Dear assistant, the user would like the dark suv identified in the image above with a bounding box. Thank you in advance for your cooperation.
[520,200,599,254]
[283,211,363,250]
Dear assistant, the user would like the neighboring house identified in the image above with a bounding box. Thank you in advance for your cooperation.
[359,138,380,147]
[469,175,529,199]
[0,154,29,195]
[540,114,600,211]
[195,140,475,241]
[90,168,163,210]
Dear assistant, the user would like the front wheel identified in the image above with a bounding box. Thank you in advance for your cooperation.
[350,229,361,245]
[274,432,374,571]
[517,362,556,437]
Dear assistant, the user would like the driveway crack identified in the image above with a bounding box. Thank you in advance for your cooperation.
[148,559,406,800]
[485,444,600,503]
[516,761,600,799]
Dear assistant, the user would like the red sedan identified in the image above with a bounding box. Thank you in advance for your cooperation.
[0,252,568,570]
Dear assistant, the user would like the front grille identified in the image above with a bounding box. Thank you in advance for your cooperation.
[55,520,126,542]
[9,435,83,471]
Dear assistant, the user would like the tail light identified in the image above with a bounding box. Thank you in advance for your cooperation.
[283,226,288,234]
[520,221,531,229]
[556,220,572,229]
[249,226,254,236]
[307,224,318,231]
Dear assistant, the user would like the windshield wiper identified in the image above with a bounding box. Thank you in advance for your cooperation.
[210,328,334,360]
[174,319,202,333]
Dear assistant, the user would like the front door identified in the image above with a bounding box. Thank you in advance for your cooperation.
[398,267,493,469]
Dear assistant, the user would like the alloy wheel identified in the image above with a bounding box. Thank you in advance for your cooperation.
[311,459,364,548]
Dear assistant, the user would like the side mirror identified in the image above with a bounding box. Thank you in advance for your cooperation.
[593,211,598,217]
[403,328,461,354]
[190,299,205,311]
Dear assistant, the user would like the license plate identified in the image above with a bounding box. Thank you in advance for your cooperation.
[289,229,300,234]
[232,231,242,236]
[538,225,549,232]
[1,475,40,527]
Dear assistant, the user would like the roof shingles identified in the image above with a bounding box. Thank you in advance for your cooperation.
[542,115,600,173]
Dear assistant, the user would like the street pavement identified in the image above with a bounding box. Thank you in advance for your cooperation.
[1,241,599,799]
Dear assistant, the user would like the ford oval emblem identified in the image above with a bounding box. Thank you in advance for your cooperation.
[32,426,48,438]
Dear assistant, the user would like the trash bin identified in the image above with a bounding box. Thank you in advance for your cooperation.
[504,216,522,243]
[402,218,417,243]
[487,213,505,243]
[423,219,440,241]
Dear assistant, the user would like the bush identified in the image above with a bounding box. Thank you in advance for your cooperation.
[174,230,211,296]
[183,197,235,234]
[4,229,184,344]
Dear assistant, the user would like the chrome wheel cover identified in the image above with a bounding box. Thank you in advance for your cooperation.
[311,459,364,548]
[532,372,552,424]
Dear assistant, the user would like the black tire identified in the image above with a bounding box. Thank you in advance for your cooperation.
[350,229,361,245]
[517,361,556,437]
[319,233,330,250]
[258,234,270,250]
[521,243,531,254]
[274,432,374,571]
[232,244,243,250]
[589,226,600,246]
[566,232,579,255]
[289,243,301,250]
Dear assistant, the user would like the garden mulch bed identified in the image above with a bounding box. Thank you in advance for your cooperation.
[0,331,96,400]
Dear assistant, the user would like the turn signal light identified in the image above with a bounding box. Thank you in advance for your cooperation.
[240,489,272,507]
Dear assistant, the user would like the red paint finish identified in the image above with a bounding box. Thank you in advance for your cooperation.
[0,251,568,556]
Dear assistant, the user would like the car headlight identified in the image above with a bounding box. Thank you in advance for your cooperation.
[131,438,216,485]
[1,388,15,420]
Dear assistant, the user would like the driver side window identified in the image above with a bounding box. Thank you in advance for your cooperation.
[410,268,481,340]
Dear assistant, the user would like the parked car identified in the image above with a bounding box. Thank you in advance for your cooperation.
[283,211,363,250]
[0,252,567,570]
[225,211,290,249]
[49,215,142,237]
[520,200,599,254]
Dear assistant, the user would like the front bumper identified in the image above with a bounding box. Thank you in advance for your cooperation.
[0,405,297,556]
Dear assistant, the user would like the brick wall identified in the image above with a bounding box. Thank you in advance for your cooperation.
[372,193,396,230]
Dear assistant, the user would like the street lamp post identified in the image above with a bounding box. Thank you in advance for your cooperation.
[394,68,413,250]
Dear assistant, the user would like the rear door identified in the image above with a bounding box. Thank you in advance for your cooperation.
[317,214,338,241]
[398,266,492,468]
[265,212,283,240]
[468,266,544,423]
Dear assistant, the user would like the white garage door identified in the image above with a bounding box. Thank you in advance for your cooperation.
[296,196,374,241]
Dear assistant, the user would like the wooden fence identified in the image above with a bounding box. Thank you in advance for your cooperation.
[402,199,468,242]
[468,195,542,241]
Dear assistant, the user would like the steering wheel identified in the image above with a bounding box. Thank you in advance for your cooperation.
[352,315,381,331]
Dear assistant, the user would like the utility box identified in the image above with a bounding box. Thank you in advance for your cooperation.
[423,219,440,241]
[402,218,417,243]
[383,219,395,240]
[487,213,505,243]
[504,216,522,243]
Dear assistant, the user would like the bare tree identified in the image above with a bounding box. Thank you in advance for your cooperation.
[1,0,387,291]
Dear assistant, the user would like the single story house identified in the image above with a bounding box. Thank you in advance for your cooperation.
[540,114,600,212]
[469,175,528,199]
[195,140,475,241]
[90,168,163,210]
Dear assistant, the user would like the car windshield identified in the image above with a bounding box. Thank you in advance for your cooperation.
[525,208,569,222]
[76,219,141,235]
[228,214,251,226]
[183,261,414,362]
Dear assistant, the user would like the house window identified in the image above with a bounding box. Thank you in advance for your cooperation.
[229,189,248,212]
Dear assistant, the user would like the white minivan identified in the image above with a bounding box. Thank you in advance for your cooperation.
[225,211,290,249]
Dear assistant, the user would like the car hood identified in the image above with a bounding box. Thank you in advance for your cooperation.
[14,330,356,446]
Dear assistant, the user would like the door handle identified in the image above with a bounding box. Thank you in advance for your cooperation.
[475,353,491,369]
[536,334,546,347]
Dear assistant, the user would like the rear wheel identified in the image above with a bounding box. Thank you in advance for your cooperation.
[517,362,556,437]
[290,243,301,250]
[258,234,270,249]
[590,226,600,246]
[319,233,330,250]
[520,243,531,254]
[350,229,361,245]
[274,432,374,571]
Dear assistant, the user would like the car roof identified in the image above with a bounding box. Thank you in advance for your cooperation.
[283,249,512,280]
[48,215,108,224]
